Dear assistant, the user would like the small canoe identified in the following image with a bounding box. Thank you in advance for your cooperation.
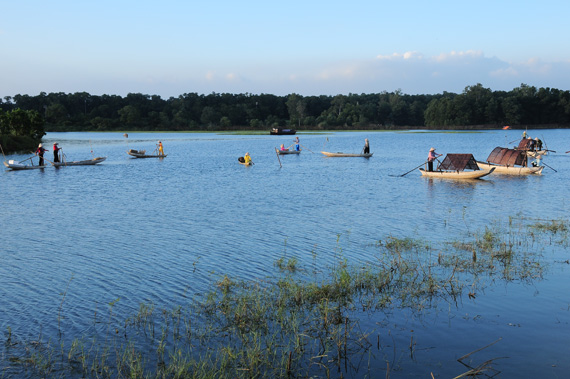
[239,161,253,166]
[3,160,47,170]
[476,161,543,175]
[419,167,495,179]
[53,157,107,167]
[277,150,301,155]
[321,151,373,158]
[127,149,167,158]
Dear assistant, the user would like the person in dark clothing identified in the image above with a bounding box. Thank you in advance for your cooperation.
[53,142,61,162]
[535,138,543,151]
[363,139,370,154]
[35,143,48,166]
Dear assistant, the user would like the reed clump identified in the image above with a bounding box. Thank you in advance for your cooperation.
[2,217,565,378]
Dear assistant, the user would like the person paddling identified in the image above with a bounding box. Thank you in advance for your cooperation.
[244,152,252,165]
[35,143,48,166]
[157,140,164,156]
[53,142,61,163]
[427,147,442,172]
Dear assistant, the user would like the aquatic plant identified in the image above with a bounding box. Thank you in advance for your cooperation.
[2,217,566,378]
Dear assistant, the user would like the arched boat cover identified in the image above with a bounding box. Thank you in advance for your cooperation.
[517,138,534,150]
[437,154,480,171]
[486,147,525,166]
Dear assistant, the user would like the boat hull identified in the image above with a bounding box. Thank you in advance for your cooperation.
[270,128,296,135]
[419,167,495,179]
[3,160,46,170]
[476,161,543,175]
[277,150,301,155]
[321,151,373,158]
[127,150,166,158]
[53,157,107,166]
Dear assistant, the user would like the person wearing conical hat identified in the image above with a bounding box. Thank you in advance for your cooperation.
[53,142,61,163]
[427,147,442,172]
[35,143,48,166]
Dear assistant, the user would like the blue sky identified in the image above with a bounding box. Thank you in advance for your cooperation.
[2,0,569,98]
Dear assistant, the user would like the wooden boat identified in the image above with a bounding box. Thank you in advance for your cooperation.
[127,149,166,158]
[476,147,543,175]
[419,167,495,179]
[238,157,253,166]
[4,160,47,170]
[419,154,494,179]
[53,157,107,167]
[321,151,373,158]
[270,128,296,135]
[277,149,301,155]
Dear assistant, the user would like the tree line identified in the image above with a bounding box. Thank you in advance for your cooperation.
[1,83,570,135]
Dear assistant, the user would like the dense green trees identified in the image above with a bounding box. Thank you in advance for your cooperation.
[1,83,570,133]
[0,108,45,152]
[424,83,570,127]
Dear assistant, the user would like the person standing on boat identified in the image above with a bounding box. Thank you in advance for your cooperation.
[35,143,48,166]
[157,140,164,156]
[427,147,442,172]
[53,142,61,163]
[244,152,252,165]
[294,136,300,152]
[535,137,543,151]
[363,139,370,154]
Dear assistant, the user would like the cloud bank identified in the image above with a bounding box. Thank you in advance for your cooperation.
[2,51,570,98]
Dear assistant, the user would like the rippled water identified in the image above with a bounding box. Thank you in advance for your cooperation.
[2,130,570,377]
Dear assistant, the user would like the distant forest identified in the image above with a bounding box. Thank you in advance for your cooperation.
[1,83,570,132]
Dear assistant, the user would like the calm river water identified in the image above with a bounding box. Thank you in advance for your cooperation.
[1,130,570,377]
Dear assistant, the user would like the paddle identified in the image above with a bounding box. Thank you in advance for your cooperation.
[398,161,427,177]
[541,161,557,172]
[275,147,282,168]
[299,143,314,153]
[19,156,36,164]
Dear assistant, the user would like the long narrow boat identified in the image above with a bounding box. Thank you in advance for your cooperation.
[419,167,495,179]
[419,153,494,180]
[478,146,544,175]
[321,151,373,158]
[277,149,301,155]
[476,161,543,175]
[127,149,167,158]
[4,160,47,170]
[53,157,107,167]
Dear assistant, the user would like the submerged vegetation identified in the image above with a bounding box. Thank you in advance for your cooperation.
[2,217,568,378]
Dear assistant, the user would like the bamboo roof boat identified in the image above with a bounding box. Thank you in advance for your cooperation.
[127,149,167,158]
[3,160,47,170]
[321,151,373,158]
[53,157,107,167]
[476,147,543,175]
[516,138,548,157]
[419,154,494,179]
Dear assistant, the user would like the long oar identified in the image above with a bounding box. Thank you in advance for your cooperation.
[299,143,314,153]
[541,161,557,172]
[275,148,282,168]
[398,162,427,177]
[19,156,36,164]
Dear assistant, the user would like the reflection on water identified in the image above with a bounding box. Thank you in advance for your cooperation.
[1,130,570,376]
